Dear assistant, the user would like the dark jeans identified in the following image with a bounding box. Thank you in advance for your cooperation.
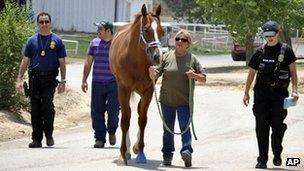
[160,103,193,160]
[91,81,120,143]
[253,84,288,163]
[29,76,57,142]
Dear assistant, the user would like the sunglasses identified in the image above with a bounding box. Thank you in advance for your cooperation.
[175,37,188,42]
[38,20,50,24]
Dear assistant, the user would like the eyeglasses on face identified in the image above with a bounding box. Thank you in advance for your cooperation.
[38,20,50,24]
[175,37,188,42]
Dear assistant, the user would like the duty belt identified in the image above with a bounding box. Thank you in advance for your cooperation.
[31,69,58,77]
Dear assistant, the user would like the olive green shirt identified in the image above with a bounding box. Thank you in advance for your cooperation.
[157,50,205,106]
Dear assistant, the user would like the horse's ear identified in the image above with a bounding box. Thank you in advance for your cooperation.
[155,5,161,17]
[141,4,147,16]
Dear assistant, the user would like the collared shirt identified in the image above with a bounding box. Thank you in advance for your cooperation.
[87,37,115,83]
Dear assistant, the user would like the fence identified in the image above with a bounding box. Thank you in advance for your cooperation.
[62,39,79,55]
[163,22,232,52]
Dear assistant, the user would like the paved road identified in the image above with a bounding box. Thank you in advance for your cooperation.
[1,60,303,170]
[197,54,246,67]
[0,85,303,170]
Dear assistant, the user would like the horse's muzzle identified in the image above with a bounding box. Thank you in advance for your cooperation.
[152,47,162,64]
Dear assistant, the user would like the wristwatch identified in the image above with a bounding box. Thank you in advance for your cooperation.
[60,80,66,84]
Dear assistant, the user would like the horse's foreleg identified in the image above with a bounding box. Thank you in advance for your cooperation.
[118,86,131,165]
[135,88,153,163]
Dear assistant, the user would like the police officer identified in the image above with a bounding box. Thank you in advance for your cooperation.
[243,21,299,169]
[16,12,67,148]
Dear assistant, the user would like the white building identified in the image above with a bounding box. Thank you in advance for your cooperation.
[28,0,153,32]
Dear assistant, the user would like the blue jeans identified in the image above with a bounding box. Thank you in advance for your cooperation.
[161,103,193,160]
[91,81,120,143]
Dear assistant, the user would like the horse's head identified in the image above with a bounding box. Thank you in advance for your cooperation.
[139,4,163,65]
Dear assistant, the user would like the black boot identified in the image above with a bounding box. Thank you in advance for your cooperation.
[46,136,54,147]
[273,156,282,166]
[29,140,42,148]
[255,162,267,169]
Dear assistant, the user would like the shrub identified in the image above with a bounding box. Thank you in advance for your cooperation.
[0,2,35,112]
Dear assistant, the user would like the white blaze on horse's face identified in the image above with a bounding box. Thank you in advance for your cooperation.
[151,20,163,62]
[151,21,160,45]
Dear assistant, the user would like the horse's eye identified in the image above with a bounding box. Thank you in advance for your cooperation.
[144,26,151,31]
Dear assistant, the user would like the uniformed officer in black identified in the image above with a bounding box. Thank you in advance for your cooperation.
[243,21,299,169]
[16,12,67,148]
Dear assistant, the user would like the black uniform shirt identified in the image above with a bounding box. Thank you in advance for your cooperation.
[249,42,297,84]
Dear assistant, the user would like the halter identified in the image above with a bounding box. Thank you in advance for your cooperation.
[139,17,162,60]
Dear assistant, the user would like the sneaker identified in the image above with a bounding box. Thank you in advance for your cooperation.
[46,137,54,147]
[109,134,116,146]
[28,140,42,148]
[94,140,104,148]
[255,162,267,169]
[181,150,192,167]
[273,156,282,166]
[162,158,172,166]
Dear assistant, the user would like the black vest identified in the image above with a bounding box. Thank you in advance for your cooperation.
[256,43,290,88]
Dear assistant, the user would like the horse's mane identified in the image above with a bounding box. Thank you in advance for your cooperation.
[131,12,160,29]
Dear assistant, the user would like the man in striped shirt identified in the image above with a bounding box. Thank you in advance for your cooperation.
[82,21,119,148]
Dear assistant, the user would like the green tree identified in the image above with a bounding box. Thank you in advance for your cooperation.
[196,0,304,64]
[0,2,35,112]
[165,0,207,23]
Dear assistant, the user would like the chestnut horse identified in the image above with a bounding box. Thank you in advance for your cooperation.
[109,4,163,164]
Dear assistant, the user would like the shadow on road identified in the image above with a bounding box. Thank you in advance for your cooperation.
[113,158,208,170]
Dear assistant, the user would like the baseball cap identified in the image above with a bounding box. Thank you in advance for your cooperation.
[94,20,113,31]
[262,21,279,37]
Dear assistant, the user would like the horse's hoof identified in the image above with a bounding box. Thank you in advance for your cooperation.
[136,151,147,163]
[117,155,127,166]
[126,152,131,160]
[124,159,128,165]
[133,145,139,154]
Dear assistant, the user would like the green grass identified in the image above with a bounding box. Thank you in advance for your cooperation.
[297,62,304,70]
[55,31,96,58]
[206,66,249,73]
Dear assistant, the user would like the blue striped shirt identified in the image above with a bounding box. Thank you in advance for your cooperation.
[87,38,115,83]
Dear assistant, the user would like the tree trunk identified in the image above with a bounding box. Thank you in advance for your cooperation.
[279,28,292,48]
[245,36,255,66]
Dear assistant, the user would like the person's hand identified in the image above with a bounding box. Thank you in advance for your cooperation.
[148,66,159,81]
[291,91,299,102]
[82,81,88,93]
[16,80,24,93]
[57,83,65,94]
[243,93,250,107]
[185,69,196,80]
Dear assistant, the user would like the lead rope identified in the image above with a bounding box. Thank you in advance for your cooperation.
[189,78,198,140]
[152,78,198,140]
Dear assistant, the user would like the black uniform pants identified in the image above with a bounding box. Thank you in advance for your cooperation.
[29,74,57,142]
[253,84,288,163]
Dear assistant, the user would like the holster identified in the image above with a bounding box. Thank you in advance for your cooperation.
[23,81,30,98]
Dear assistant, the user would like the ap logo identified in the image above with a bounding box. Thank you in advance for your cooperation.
[286,158,300,166]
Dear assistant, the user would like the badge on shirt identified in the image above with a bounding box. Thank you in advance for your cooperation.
[50,41,56,49]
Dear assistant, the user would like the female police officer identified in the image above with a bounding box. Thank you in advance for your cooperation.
[243,21,299,169]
